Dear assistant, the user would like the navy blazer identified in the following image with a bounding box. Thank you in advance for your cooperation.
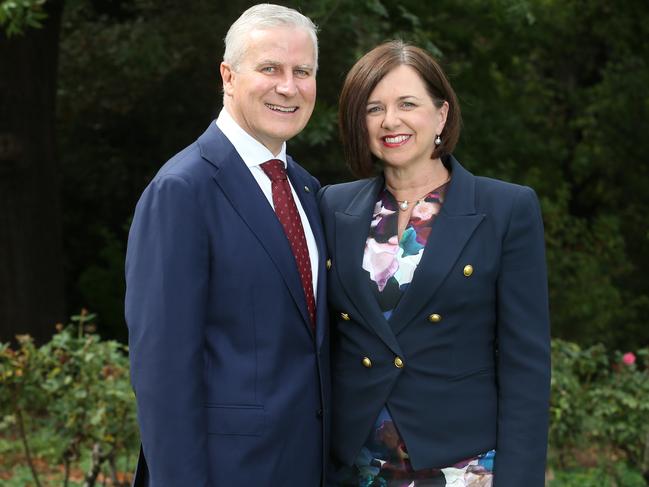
[318,156,550,487]
[125,123,330,486]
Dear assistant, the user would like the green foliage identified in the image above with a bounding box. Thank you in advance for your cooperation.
[542,189,635,347]
[77,228,128,342]
[0,0,46,37]
[48,0,649,351]
[57,2,242,341]
[0,311,137,486]
[3,324,649,482]
[549,463,646,487]
[550,339,649,478]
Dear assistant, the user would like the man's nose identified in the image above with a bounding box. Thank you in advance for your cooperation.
[276,73,298,97]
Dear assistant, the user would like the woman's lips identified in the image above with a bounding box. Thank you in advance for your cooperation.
[381,134,411,147]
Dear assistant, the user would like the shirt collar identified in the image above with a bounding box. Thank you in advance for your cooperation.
[215,108,287,168]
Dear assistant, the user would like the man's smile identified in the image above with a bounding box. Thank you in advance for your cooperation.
[265,103,299,113]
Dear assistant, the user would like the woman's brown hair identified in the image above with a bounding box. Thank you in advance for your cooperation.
[339,40,461,178]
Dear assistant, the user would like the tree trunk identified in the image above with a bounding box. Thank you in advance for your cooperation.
[0,0,66,344]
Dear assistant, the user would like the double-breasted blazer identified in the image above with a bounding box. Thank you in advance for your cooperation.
[125,123,330,486]
[318,156,550,487]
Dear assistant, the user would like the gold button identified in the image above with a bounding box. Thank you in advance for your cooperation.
[362,357,372,368]
[326,259,332,270]
[463,265,474,277]
[428,313,442,323]
[394,357,404,368]
[340,312,350,321]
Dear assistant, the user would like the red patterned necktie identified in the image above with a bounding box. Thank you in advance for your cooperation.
[261,159,316,329]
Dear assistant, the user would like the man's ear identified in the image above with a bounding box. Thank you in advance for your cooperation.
[220,62,235,96]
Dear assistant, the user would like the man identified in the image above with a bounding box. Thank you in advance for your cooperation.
[125,5,329,486]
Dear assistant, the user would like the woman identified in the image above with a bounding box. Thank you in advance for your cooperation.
[319,41,551,487]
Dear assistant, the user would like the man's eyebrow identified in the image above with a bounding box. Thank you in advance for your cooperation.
[255,60,314,70]
[255,60,281,67]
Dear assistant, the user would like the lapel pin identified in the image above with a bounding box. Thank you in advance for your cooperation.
[304,185,310,193]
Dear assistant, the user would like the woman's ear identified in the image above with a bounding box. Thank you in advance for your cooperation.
[436,100,449,135]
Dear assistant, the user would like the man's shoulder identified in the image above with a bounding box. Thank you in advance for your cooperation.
[155,143,202,180]
[133,143,207,205]
[151,123,231,184]
[153,137,218,188]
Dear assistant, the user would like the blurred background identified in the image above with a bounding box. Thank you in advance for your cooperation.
[1,0,648,485]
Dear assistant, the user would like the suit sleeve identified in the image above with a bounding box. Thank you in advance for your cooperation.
[125,174,210,486]
[494,186,551,487]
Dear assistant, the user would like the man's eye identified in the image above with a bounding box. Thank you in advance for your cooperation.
[294,69,310,77]
[261,66,276,73]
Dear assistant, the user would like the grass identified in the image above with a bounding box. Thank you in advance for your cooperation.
[547,463,646,487]
[2,428,646,486]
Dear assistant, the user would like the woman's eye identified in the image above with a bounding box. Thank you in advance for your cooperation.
[367,106,382,114]
[401,101,415,109]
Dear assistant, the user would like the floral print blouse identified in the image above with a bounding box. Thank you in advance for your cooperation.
[331,182,495,487]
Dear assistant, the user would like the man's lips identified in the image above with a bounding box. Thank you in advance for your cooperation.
[265,103,299,113]
[381,134,411,147]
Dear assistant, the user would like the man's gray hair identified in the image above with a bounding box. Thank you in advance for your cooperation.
[224,3,319,72]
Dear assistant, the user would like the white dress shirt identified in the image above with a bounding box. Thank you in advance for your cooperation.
[215,109,319,299]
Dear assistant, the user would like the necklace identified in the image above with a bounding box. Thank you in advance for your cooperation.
[394,177,451,211]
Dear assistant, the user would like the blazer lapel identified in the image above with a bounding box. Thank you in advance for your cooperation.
[197,125,313,336]
[389,157,485,334]
[287,159,328,348]
[334,177,403,357]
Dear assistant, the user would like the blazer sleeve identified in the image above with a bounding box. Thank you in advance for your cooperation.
[494,186,551,487]
[125,174,210,486]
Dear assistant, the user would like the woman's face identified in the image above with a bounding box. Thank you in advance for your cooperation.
[365,65,448,171]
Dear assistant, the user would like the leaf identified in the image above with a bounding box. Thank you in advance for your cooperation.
[365,0,388,18]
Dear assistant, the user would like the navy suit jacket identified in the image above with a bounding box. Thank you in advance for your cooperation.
[318,156,550,487]
[125,123,330,486]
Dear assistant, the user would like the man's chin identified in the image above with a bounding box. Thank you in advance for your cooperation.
[264,126,308,143]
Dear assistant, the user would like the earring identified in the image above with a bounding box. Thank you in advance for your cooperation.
[434,135,442,146]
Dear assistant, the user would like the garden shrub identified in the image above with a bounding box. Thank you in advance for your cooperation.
[2,318,648,485]
[550,339,649,483]
[0,310,138,486]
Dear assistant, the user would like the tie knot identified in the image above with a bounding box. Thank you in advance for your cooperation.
[261,159,287,182]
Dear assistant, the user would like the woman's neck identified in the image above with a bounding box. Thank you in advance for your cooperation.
[384,158,449,200]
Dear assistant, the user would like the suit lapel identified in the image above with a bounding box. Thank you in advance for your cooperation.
[286,159,328,348]
[197,125,313,336]
[335,177,403,356]
[389,157,485,334]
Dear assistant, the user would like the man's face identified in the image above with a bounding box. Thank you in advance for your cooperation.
[221,27,317,155]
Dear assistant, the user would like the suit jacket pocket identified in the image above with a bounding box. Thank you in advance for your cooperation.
[205,404,266,436]
[447,366,495,382]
